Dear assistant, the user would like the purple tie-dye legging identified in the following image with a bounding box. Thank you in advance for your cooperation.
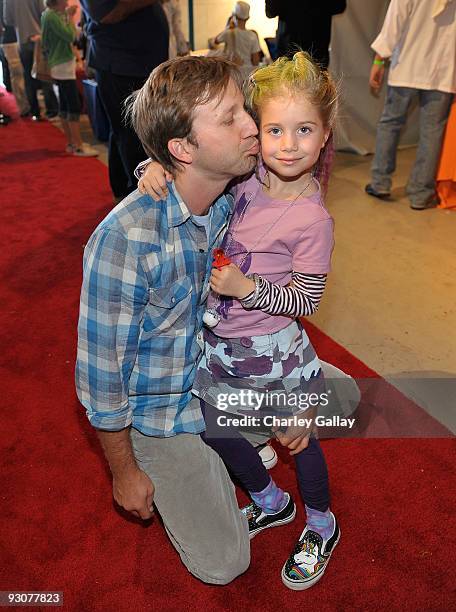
[201,401,330,512]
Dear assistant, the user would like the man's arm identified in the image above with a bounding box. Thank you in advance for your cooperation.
[97,429,154,519]
[76,228,153,519]
[100,0,159,25]
[371,0,413,60]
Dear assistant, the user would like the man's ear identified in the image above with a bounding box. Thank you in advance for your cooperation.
[168,138,194,165]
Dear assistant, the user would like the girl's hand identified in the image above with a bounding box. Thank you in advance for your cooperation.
[210,264,255,299]
[138,162,174,201]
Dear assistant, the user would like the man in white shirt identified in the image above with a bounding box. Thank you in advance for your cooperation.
[211,1,261,82]
[365,0,455,210]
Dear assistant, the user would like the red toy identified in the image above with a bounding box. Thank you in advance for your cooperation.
[212,248,231,269]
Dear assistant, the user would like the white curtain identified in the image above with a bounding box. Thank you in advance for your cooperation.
[330,0,419,154]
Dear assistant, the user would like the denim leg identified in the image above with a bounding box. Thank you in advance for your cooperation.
[371,86,415,192]
[406,90,453,207]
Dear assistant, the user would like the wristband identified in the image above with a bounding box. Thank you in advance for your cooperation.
[241,273,261,308]
[373,59,385,66]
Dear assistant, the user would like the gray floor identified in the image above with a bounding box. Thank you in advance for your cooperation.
[77,118,456,434]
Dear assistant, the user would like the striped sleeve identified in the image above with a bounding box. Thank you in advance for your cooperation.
[241,272,327,317]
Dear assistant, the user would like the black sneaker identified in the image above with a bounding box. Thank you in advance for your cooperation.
[241,492,296,539]
[365,183,391,199]
[281,513,340,590]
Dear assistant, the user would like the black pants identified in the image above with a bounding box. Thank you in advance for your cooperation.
[96,70,148,199]
[19,41,58,117]
[55,79,81,120]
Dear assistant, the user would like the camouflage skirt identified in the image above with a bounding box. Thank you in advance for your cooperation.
[192,320,325,418]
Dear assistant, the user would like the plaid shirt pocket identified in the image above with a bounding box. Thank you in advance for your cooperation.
[145,277,192,335]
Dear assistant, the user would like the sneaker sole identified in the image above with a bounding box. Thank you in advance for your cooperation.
[249,503,296,540]
[280,527,341,590]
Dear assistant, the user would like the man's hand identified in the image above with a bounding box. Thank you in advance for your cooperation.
[273,415,315,455]
[369,63,385,93]
[112,465,155,520]
[210,264,255,299]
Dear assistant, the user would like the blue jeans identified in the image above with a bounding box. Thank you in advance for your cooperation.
[371,86,453,206]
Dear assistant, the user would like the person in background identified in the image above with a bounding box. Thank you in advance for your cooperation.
[210,2,261,82]
[41,0,98,156]
[3,0,59,120]
[265,0,346,69]
[79,0,168,202]
[0,0,30,116]
[365,0,456,210]
[160,0,189,59]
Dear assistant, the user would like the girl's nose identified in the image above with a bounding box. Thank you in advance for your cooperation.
[281,134,298,151]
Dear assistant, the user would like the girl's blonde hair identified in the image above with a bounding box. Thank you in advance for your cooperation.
[246,52,339,192]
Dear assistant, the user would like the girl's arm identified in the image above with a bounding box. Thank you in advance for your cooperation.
[135,158,173,200]
[241,272,327,317]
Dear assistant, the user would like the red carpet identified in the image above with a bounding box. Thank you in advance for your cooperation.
[1,101,455,611]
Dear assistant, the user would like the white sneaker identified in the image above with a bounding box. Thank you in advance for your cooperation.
[73,143,99,157]
[258,443,278,469]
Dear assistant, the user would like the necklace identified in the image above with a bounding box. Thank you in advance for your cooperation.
[202,174,315,328]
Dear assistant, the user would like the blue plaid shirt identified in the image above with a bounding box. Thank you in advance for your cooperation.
[75,185,232,436]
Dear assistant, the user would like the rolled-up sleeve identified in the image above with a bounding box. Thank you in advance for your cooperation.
[371,0,413,59]
[75,229,149,431]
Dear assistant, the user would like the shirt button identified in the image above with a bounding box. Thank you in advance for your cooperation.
[171,297,176,303]
[240,337,253,348]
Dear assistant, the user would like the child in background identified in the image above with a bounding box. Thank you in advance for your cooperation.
[41,0,98,156]
[138,52,340,590]
[209,1,261,82]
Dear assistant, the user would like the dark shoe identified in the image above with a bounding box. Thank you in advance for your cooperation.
[241,492,296,539]
[281,513,340,590]
[31,114,42,122]
[0,114,11,126]
[410,196,439,210]
[365,183,391,199]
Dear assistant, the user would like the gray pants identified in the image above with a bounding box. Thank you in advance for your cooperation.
[130,429,250,584]
[371,86,453,207]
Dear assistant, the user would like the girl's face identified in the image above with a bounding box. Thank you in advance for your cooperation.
[259,94,329,181]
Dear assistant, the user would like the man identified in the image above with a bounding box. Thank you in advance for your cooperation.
[3,0,58,120]
[265,0,346,68]
[365,0,455,210]
[79,0,168,201]
[76,56,259,584]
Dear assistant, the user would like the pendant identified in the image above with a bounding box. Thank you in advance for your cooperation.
[203,308,220,328]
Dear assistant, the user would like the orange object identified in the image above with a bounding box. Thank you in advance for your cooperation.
[212,248,231,269]
[437,99,456,209]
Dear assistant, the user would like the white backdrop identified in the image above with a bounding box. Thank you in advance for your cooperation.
[330,0,419,154]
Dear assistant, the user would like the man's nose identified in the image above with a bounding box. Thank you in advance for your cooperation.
[242,110,258,138]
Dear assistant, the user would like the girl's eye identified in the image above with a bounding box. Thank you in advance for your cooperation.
[299,126,311,135]
[269,127,282,135]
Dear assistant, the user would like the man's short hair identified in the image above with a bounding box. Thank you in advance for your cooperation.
[127,56,241,173]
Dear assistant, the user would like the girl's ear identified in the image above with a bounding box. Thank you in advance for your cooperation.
[321,128,331,149]
[167,138,194,165]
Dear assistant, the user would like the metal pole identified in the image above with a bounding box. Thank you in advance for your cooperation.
[188,0,195,50]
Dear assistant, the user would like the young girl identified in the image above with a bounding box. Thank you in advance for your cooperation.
[41,0,98,157]
[138,52,339,591]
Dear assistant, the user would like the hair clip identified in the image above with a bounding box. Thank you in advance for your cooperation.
[249,75,256,86]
